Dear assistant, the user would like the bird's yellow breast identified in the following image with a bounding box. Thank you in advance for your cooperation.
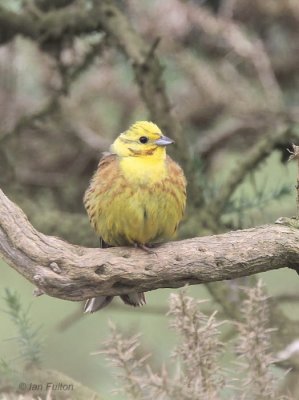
[84,153,186,247]
[119,154,167,185]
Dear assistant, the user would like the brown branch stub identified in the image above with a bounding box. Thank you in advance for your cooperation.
[287,143,299,161]
[288,143,299,219]
[1,188,299,302]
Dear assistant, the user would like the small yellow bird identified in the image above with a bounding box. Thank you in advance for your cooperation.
[83,121,187,312]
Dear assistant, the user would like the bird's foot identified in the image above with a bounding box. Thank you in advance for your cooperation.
[134,242,157,255]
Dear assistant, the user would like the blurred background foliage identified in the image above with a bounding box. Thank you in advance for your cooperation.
[1,0,299,399]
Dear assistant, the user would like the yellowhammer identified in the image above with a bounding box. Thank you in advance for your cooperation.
[83,121,187,312]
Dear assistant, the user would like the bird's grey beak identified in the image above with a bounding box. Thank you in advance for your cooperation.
[155,135,174,146]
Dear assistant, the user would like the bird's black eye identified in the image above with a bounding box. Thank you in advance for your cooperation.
[139,136,148,144]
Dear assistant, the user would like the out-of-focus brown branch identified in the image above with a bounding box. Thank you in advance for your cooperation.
[219,0,237,18]
[58,35,108,95]
[0,35,109,148]
[0,96,58,144]
[235,0,299,25]
[196,118,270,161]
[34,0,76,12]
[140,0,281,110]
[274,294,299,303]
[70,121,110,151]
[206,124,295,219]
[184,1,283,110]
[0,5,101,45]
[0,7,35,44]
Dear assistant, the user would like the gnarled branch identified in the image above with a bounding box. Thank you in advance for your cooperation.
[0,188,298,302]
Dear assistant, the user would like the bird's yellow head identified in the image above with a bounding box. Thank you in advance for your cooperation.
[110,121,174,158]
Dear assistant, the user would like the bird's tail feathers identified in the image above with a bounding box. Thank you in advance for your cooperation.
[120,292,146,307]
[84,293,146,313]
[84,296,113,313]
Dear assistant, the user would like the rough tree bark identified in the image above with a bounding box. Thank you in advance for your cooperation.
[0,188,298,302]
